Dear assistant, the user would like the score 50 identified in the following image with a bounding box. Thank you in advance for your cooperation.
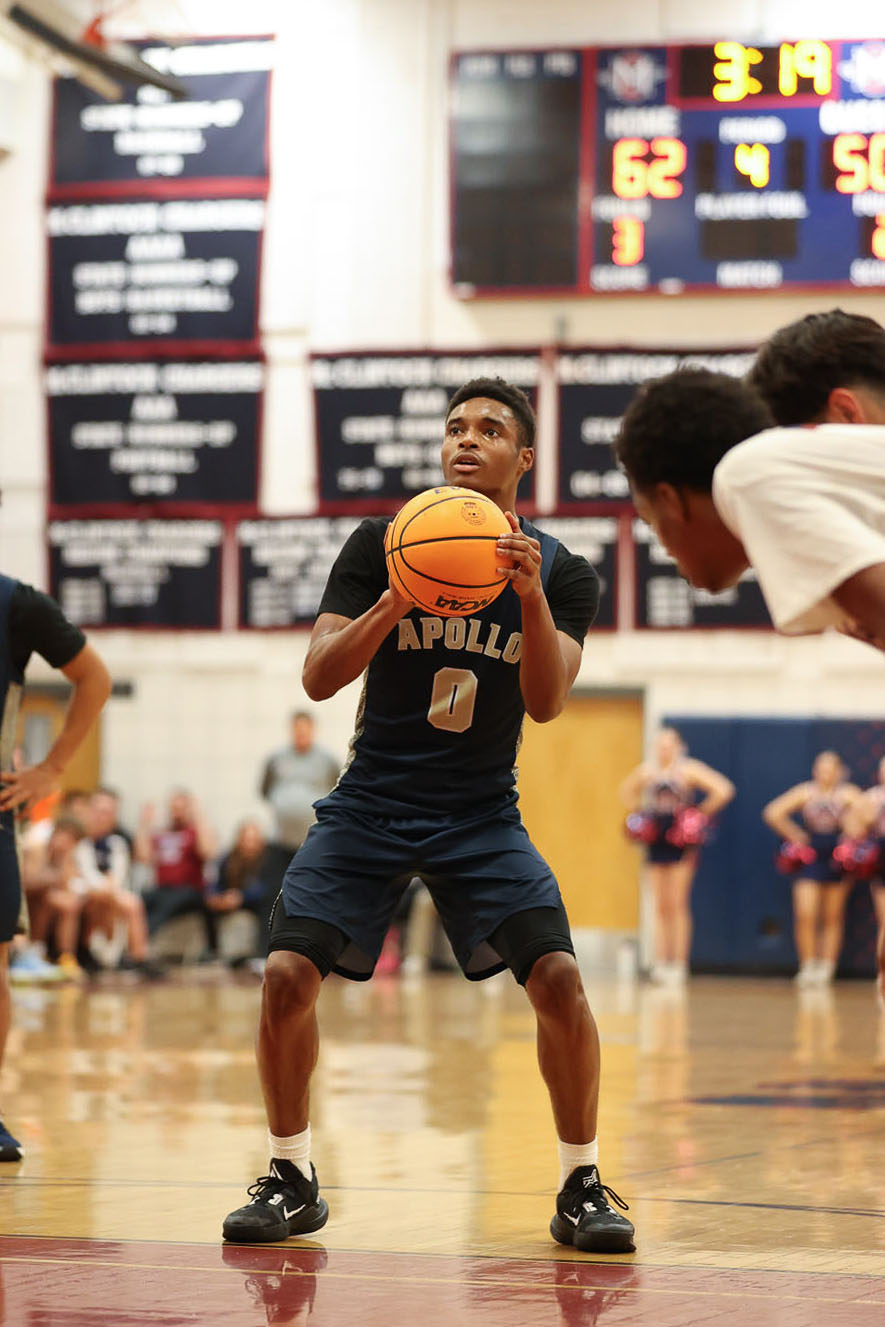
[833,133,885,194]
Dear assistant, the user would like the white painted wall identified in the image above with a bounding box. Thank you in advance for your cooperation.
[0,0,882,839]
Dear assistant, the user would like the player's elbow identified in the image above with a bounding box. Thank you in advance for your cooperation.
[302,666,329,703]
[524,693,567,724]
[302,655,338,703]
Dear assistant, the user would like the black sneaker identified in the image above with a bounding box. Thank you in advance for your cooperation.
[223,1160,329,1243]
[550,1165,634,1253]
[0,1119,23,1162]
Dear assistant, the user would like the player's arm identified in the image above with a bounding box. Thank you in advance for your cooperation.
[496,515,588,722]
[683,759,736,817]
[303,519,413,701]
[0,643,111,812]
[762,783,811,844]
[619,765,648,812]
[303,594,412,702]
[832,563,885,652]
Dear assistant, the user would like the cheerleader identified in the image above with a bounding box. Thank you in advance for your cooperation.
[858,757,885,995]
[620,727,735,984]
[763,751,862,986]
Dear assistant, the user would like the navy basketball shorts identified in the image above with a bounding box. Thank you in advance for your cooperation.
[270,800,575,983]
[0,810,22,944]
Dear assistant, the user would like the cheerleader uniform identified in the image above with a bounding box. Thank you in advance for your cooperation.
[800,788,853,883]
[644,765,695,865]
[867,786,885,889]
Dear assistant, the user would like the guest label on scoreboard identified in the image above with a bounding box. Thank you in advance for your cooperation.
[48,519,223,628]
[452,39,885,294]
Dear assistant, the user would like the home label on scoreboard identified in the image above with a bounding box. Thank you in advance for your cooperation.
[452,39,885,294]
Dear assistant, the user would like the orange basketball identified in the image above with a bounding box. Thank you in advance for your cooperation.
[384,486,512,617]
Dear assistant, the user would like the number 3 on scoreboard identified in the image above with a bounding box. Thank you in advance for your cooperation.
[428,667,478,732]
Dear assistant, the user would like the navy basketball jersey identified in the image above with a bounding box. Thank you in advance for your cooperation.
[0,575,25,885]
[317,516,598,815]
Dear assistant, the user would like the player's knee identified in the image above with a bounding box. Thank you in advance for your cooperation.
[525,951,584,1020]
[262,950,322,1021]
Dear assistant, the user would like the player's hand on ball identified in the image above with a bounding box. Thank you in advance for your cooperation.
[383,577,415,619]
[496,512,542,600]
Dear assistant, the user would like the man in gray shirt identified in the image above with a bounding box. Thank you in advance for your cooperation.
[260,712,340,903]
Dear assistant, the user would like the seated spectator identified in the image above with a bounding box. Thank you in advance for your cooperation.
[21,817,88,980]
[136,790,218,955]
[76,789,159,979]
[206,820,274,962]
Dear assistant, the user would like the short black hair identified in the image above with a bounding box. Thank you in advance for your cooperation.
[446,377,536,450]
[748,309,885,424]
[614,368,774,493]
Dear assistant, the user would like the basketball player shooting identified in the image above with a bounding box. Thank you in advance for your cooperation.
[614,308,885,984]
[222,377,635,1253]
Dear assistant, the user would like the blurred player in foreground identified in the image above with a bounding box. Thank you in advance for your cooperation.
[0,575,111,1159]
[223,378,635,1254]
[614,308,885,984]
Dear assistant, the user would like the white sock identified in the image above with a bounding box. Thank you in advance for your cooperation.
[268,1126,311,1182]
[558,1137,598,1190]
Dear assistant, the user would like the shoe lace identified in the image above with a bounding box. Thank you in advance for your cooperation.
[585,1178,630,1213]
[247,1174,288,1201]
[247,1170,310,1204]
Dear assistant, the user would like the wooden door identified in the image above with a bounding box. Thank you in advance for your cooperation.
[16,688,101,794]
[516,692,643,930]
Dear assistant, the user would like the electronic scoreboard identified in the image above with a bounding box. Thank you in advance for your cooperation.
[451,39,885,294]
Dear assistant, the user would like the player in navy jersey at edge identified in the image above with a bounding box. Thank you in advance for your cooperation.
[222,378,635,1254]
[0,576,112,1161]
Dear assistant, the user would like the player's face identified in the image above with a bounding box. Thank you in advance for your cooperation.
[632,486,749,593]
[441,398,533,499]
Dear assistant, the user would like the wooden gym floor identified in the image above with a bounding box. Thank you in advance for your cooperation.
[1,969,885,1324]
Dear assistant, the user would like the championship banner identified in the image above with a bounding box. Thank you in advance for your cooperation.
[634,522,771,629]
[311,351,541,512]
[556,348,755,510]
[533,516,618,629]
[49,37,273,195]
[46,196,265,351]
[238,517,363,628]
[48,519,224,628]
[46,358,263,513]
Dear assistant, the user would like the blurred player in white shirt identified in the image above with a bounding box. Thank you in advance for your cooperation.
[614,309,885,982]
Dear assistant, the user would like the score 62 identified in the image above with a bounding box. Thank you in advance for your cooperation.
[612,138,687,199]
